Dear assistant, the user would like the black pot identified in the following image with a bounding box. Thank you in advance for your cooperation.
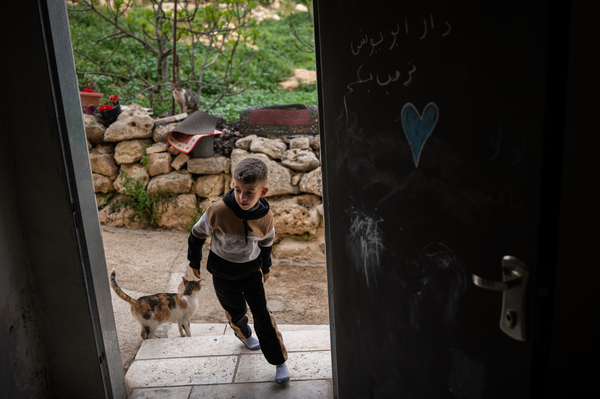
[98,102,122,126]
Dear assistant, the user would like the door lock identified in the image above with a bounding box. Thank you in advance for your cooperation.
[472,256,529,341]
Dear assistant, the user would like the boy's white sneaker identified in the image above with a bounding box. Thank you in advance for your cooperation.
[240,336,261,350]
[275,363,289,384]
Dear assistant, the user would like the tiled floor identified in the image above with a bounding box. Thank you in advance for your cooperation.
[125,324,333,399]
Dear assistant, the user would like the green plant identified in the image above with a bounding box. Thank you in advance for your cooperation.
[98,190,116,210]
[109,170,170,227]
[186,204,205,232]
[293,230,312,241]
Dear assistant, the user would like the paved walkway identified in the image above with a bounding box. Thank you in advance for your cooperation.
[126,323,333,398]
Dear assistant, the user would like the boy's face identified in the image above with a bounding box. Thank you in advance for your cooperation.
[233,178,268,210]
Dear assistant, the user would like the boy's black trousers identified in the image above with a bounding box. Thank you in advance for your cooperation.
[212,270,288,365]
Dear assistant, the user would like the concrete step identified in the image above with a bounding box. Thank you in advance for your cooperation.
[125,324,333,398]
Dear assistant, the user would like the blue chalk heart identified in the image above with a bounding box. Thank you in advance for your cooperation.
[401,102,439,167]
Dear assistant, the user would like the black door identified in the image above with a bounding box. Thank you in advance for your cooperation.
[315,1,568,397]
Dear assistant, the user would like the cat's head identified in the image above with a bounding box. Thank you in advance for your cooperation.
[172,82,182,91]
[182,277,201,296]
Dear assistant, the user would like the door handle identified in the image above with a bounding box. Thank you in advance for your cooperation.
[472,256,529,341]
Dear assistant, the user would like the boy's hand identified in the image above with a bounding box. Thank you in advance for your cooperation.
[263,273,270,283]
[192,268,201,279]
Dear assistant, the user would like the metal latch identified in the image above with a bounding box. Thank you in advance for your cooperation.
[472,256,529,341]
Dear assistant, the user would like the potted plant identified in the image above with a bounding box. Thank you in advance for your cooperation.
[97,94,121,126]
[79,74,103,114]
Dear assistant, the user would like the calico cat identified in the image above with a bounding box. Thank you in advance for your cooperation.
[110,269,201,339]
[171,82,199,115]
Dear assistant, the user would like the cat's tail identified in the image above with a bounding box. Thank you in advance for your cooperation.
[110,269,136,305]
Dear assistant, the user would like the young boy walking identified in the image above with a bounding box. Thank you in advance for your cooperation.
[187,158,289,384]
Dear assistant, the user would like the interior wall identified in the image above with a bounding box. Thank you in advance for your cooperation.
[0,125,51,398]
[0,1,126,397]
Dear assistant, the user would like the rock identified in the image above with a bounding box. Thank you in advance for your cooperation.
[171,153,190,171]
[194,174,226,199]
[155,194,198,231]
[269,194,322,237]
[147,153,173,177]
[146,142,169,154]
[98,195,146,229]
[230,149,299,197]
[146,170,193,196]
[113,163,150,194]
[295,3,308,12]
[187,155,231,175]
[300,167,322,196]
[92,173,114,193]
[168,146,181,156]
[310,135,320,151]
[250,137,287,159]
[224,175,232,191]
[281,149,320,172]
[87,140,92,151]
[235,135,256,150]
[89,151,119,177]
[104,103,155,142]
[153,122,179,143]
[114,139,153,165]
[317,204,324,217]
[93,144,114,154]
[291,173,304,186]
[95,193,112,209]
[289,136,310,150]
[84,114,106,145]
[272,232,327,265]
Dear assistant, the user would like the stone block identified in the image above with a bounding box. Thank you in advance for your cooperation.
[235,352,332,383]
[269,194,321,237]
[187,155,231,175]
[230,149,299,197]
[250,137,287,159]
[84,114,106,145]
[235,134,256,150]
[171,153,189,171]
[114,139,153,165]
[153,122,179,143]
[125,356,238,388]
[147,152,173,177]
[281,149,320,172]
[113,163,150,193]
[289,136,310,150]
[299,167,322,196]
[89,152,118,176]
[194,174,226,199]
[92,173,114,193]
[147,171,193,196]
[146,142,169,154]
[155,194,198,231]
[104,103,155,142]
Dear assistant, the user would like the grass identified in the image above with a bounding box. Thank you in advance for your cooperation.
[68,3,317,120]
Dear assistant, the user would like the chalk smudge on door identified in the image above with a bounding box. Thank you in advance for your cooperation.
[408,243,467,331]
[448,348,487,399]
[347,209,386,286]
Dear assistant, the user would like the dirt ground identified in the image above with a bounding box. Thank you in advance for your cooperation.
[101,226,329,372]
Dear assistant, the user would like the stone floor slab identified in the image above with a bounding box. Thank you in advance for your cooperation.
[189,379,333,399]
[126,356,238,388]
[128,386,192,399]
[167,323,227,338]
[235,351,332,383]
[136,335,255,360]
[278,330,331,352]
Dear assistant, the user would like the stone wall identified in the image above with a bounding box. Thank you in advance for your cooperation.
[87,104,324,261]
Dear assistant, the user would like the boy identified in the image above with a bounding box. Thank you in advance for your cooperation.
[187,158,289,384]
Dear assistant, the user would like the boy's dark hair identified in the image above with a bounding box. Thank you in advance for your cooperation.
[234,158,268,184]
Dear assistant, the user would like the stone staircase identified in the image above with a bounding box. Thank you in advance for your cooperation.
[126,323,333,398]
